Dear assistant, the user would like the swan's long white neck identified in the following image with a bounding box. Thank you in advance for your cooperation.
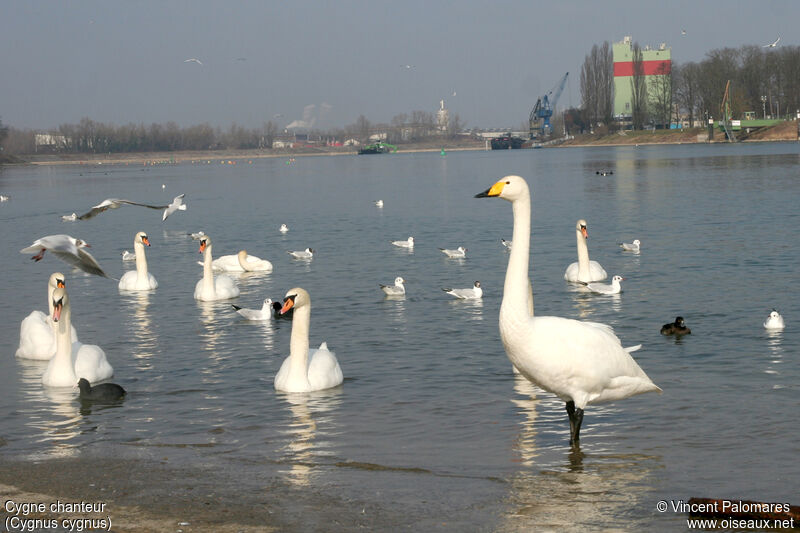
[287,304,311,382]
[134,240,149,280]
[47,282,57,317]
[51,300,77,383]
[502,185,534,320]
[202,243,215,294]
[237,251,253,272]
[576,228,591,279]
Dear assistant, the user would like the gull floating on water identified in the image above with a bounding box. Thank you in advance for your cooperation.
[764,309,785,330]
[501,238,512,251]
[440,246,467,258]
[619,239,641,252]
[0,194,9,202]
[121,250,135,261]
[380,276,406,296]
[189,231,205,240]
[586,275,624,295]
[20,234,111,279]
[391,237,414,249]
[443,281,482,299]
[61,213,78,222]
[287,248,314,259]
[374,200,384,208]
[231,298,277,321]
[279,224,289,233]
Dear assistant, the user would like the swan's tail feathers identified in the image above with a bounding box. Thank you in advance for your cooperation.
[231,304,242,311]
[625,344,642,353]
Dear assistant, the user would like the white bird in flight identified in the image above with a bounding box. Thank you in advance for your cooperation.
[763,37,780,48]
[161,193,187,221]
[184,58,203,65]
[20,234,111,279]
[76,195,186,221]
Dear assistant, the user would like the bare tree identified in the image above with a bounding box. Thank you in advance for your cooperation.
[648,62,672,127]
[630,43,648,129]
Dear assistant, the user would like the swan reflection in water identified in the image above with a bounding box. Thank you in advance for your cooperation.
[17,360,81,458]
[501,373,662,531]
[119,291,157,371]
[276,390,343,487]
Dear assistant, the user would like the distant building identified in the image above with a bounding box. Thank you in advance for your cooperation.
[437,99,449,132]
[613,36,671,127]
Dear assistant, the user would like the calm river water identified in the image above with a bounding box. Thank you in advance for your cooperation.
[0,143,798,530]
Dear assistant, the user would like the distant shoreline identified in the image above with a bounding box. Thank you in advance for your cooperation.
[6,121,797,166]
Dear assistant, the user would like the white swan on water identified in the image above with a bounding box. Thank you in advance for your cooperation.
[194,235,240,301]
[476,175,660,445]
[564,219,608,283]
[211,249,273,272]
[118,231,158,291]
[274,288,343,393]
[16,272,78,360]
[42,287,113,387]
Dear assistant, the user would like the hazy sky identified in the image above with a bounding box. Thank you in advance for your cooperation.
[2,1,797,131]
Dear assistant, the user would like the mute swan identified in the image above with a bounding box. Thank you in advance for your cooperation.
[661,317,691,335]
[287,248,314,259]
[212,249,273,272]
[118,232,158,291]
[586,275,624,295]
[232,298,275,320]
[619,239,641,252]
[443,281,482,299]
[16,272,79,360]
[476,175,660,445]
[194,235,240,301]
[764,310,785,330]
[274,288,343,393]
[440,246,467,258]
[21,234,111,279]
[391,237,414,249]
[43,287,113,387]
[78,378,126,402]
[380,277,406,296]
[564,220,607,283]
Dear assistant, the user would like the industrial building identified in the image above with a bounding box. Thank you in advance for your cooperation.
[613,36,671,127]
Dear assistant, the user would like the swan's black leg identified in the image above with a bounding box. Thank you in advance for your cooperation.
[565,401,584,445]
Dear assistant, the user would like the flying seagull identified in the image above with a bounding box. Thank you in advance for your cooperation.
[20,234,112,279]
[161,193,187,221]
[184,58,203,65]
[763,37,780,48]
[76,195,186,221]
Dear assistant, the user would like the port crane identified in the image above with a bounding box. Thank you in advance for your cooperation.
[529,72,569,139]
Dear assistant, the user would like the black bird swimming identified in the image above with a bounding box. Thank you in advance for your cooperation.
[661,316,691,335]
[77,378,126,401]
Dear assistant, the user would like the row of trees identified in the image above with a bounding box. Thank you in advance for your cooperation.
[579,41,800,131]
[1,109,465,155]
